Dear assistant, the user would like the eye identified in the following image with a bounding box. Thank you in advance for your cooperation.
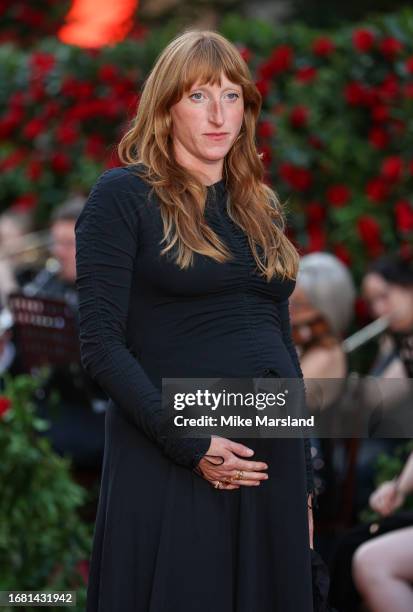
[226,92,240,100]
[189,92,204,101]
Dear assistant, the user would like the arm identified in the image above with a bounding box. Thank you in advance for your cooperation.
[276,298,316,498]
[75,169,211,469]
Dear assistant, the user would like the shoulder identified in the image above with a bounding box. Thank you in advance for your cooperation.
[90,164,152,197]
[76,165,153,230]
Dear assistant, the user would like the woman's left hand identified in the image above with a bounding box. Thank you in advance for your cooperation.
[308,494,314,549]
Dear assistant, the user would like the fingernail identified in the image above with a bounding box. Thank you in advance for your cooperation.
[247,449,254,455]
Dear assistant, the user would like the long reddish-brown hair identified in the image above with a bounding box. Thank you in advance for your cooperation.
[118,29,300,280]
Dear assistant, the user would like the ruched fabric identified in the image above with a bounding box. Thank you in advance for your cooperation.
[75,165,314,611]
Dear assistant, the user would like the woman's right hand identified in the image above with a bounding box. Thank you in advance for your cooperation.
[196,435,269,490]
[369,480,405,516]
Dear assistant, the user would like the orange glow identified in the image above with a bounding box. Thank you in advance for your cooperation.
[58,0,139,48]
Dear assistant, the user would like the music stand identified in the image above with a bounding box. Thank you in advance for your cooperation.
[8,291,80,371]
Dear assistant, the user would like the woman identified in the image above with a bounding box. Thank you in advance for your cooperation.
[75,30,315,611]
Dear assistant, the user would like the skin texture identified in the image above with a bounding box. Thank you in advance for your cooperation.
[170,73,314,549]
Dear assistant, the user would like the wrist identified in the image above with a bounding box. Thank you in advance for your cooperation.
[394,477,407,499]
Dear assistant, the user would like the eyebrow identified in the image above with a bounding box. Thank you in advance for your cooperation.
[190,85,242,92]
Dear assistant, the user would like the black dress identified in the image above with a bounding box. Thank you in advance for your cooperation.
[75,165,315,612]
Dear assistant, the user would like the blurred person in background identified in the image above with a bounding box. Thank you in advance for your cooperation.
[23,195,84,310]
[353,251,413,511]
[0,209,34,302]
[361,250,413,380]
[290,252,356,542]
[23,195,107,474]
[352,450,413,612]
[329,251,413,612]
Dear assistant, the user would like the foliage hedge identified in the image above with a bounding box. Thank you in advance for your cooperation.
[1,10,413,287]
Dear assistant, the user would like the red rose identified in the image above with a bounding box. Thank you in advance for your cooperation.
[308,225,326,251]
[344,81,369,106]
[405,56,413,74]
[98,64,119,82]
[85,135,105,159]
[0,150,26,171]
[326,184,351,207]
[23,118,45,139]
[294,66,318,83]
[357,216,383,256]
[371,105,389,122]
[30,52,55,74]
[255,79,270,97]
[395,200,413,232]
[238,46,252,63]
[0,108,24,138]
[306,201,325,223]
[11,194,37,212]
[377,75,399,102]
[42,101,60,120]
[380,156,403,182]
[279,163,312,192]
[352,29,375,52]
[259,45,294,79]
[289,105,309,128]
[365,177,390,203]
[379,37,403,59]
[368,127,389,149]
[26,159,43,181]
[51,152,71,173]
[333,244,352,266]
[0,396,11,418]
[312,37,335,57]
[257,121,274,139]
[56,123,79,145]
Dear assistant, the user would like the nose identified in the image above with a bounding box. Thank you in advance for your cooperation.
[208,97,224,126]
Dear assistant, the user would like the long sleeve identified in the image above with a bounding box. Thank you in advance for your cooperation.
[75,169,211,469]
[276,298,315,496]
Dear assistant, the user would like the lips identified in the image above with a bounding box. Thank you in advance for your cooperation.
[204,133,229,140]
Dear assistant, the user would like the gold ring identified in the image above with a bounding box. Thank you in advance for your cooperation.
[214,480,223,489]
[234,470,244,480]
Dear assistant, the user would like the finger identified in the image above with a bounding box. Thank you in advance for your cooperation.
[230,470,268,482]
[207,480,240,490]
[227,441,255,457]
[236,479,263,487]
[232,459,268,472]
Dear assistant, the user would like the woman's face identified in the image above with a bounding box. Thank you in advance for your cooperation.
[169,73,244,179]
[362,272,413,332]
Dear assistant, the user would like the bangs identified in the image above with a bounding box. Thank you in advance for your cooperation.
[177,37,245,97]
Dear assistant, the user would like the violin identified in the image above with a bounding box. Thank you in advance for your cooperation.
[292,313,338,351]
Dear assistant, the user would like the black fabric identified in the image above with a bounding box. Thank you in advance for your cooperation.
[75,165,315,611]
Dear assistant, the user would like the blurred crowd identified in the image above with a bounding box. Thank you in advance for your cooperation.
[0,195,106,491]
[0,195,412,611]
